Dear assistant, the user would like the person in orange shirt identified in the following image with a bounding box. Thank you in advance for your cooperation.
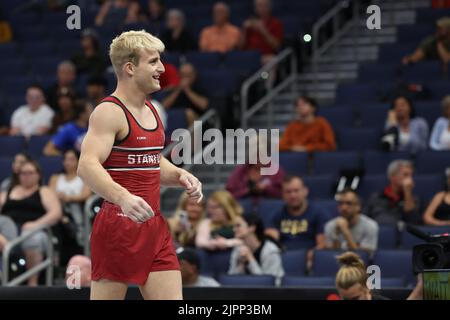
[279,96,337,152]
[199,2,241,53]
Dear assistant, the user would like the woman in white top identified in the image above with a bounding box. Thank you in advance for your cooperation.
[430,95,450,151]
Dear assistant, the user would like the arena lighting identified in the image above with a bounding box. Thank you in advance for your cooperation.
[303,34,312,42]
[19,259,26,266]
[261,71,269,79]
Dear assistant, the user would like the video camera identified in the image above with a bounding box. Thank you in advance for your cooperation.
[408,225,450,273]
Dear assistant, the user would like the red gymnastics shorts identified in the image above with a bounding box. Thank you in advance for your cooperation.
[90,201,180,285]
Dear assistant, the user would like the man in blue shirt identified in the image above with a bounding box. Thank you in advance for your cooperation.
[265,175,328,250]
[43,100,93,156]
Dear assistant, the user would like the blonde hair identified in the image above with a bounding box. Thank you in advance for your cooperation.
[173,191,205,220]
[335,252,367,290]
[208,190,243,230]
[109,30,165,76]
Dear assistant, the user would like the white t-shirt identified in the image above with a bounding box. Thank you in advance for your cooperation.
[440,127,450,149]
[55,174,85,196]
[10,104,54,137]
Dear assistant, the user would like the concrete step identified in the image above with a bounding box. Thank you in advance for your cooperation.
[380,0,430,10]
[320,52,377,62]
[327,45,379,55]
[297,71,358,81]
[304,62,359,72]
[340,35,396,45]
[348,26,397,36]
[356,11,415,26]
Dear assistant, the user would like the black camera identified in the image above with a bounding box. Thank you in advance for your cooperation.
[408,225,450,274]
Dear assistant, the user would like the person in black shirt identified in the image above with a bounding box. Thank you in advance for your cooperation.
[71,28,106,77]
[160,9,196,53]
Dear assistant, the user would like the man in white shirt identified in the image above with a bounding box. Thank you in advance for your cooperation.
[10,85,55,137]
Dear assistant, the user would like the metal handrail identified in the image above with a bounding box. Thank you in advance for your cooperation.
[83,194,101,256]
[240,48,297,129]
[1,224,53,286]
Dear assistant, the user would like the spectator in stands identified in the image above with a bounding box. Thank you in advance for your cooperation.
[199,2,241,53]
[43,100,93,156]
[364,160,421,225]
[0,215,17,253]
[162,63,209,125]
[51,91,76,134]
[325,188,379,254]
[229,213,284,281]
[265,176,328,251]
[241,0,283,61]
[0,152,31,193]
[159,62,180,92]
[423,168,450,226]
[177,247,220,287]
[65,255,92,287]
[161,9,196,53]
[0,160,62,286]
[383,96,429,153]
[86,76,108,106]
[226,163,285,200]
[279,96,336,152]
[95,0,140,27]
[430,95,450,150]
[402,17,450,65]
[46,61,79,111]
[195,190,243,251]
[10,85,55,138]
[141,0,166,36]
[168,191,205,248]
[71,28,106,77]
[335,251,389,300]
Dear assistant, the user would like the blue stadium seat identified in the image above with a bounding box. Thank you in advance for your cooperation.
[312,152,360,175]
[373,250,414,284]
[415,101,443,128]
[0,157,13,181]
[313,199,338,219]
[362,150,412,175]
[22,41,56,58]
[197,70,237,96]
[185,52,222,69]
[218,274,275,287]
[302,175,334,199]
[38,156,63,184]
[57,40,81,58]
[358,103,390,129]
[281,276,335,287]
[337,128,380,151]
[396,24,434,43]
[378,225,398,249]
[223,51,261,74]
[415,8,450,23]
[381,277,406,288]
[258,199,284,227]
[15,26,49,41]
[358,63,398,82]
[1,77,35,96]
[282,250,307,276]
[165,109,187,140]
[161,52,181,67]
[238,198,253,215]
[358,174,387,200]
[400,226,450,250]
[31,57,62,76]
[312,250,369,277]
[402,61,444,82]
[278,152,309,176]
[0,136,26,157]
[415,151,450,174]
[317,107,355,129]
[378,42,417,62]
[28,135,52,157]
[198,249,232,276]
[414,174,444,205]
[429,81,450,100]
[0,59,28,74]
[336,84,378,104]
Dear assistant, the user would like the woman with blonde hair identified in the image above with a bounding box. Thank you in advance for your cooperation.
[168,191,206,248]
[195,190,243,250]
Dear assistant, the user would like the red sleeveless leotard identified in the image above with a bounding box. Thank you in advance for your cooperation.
[90,96,179,285]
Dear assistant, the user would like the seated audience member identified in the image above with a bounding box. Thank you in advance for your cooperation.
[279,96,336,152]
[71,28,106,76]
[0,160,62,286]
[177,248,220,287]
[10,85,54,137]
[0,215,17,253]
[335,251,423,300]
[229,214,284,281]
[142,0,166,36]
[46,61,79,110]
[195,190,243,251]
[86,76,108,106]
[364,160,421,225]
[95,0,140,27]
[241,0,283,61]
[44,100,93,156]
[0,152,31,193]
[199,2,241,53]
[51,91,76,134]
[161,9,196,53]
[383,96,429,153]
[162,63,209,125]
[402,17,450,65]
[65,255,92,287]
[423,168,450,226]
[168,191,205,248]
[226,163,285,200]
[325,189,378,254]
[430,95,450,150]
[159,62,180,92]
[265,176,328,251]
